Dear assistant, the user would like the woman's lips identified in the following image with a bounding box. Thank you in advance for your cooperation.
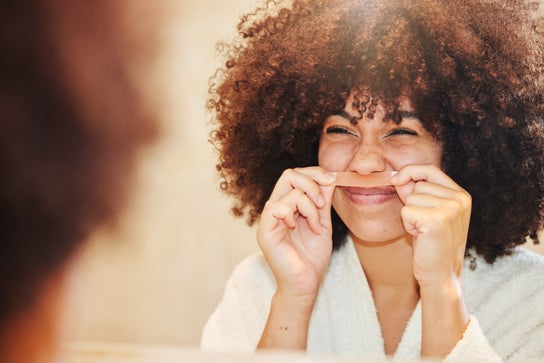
[341,185,397,205]
[333,172,399,205]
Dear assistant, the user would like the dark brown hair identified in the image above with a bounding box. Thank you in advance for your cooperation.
[209,0,544,263]
[0,0,157,325]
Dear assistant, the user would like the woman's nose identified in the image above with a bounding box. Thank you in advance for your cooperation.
[348,143,386,175]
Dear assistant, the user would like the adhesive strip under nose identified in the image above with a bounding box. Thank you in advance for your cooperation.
[334,170,398,188]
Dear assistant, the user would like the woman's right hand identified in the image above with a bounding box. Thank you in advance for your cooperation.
[257,167,336,301]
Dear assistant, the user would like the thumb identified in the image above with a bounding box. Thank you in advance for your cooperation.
[321,184,336,209]
[394,182,413,205]
[317,184,335,233]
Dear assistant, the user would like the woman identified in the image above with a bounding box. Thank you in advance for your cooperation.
[202,0,544,361]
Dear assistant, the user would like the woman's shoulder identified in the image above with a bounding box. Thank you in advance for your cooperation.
[227,252,276,294]
[488,247,544,274]
[467,247,544,283]
[464,248,544,359]
[464,247,544,307]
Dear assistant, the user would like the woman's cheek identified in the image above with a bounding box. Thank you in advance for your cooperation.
[318,143,356,171]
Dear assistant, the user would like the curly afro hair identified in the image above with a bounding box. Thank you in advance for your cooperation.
[208,0,544,263]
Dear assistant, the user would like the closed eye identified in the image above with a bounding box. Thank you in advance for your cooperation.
[325,126,358,136]
[386,128,418,137]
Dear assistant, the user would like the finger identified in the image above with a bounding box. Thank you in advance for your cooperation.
[405,192,446,208]
[280,190,322,234]
[317,184,335,233]
[400,205,440,236]
[261,200,296,231]
[258,201,292,249]
[392,181,414,205]
[412,181,472,212]
[270,167,336,208]
[401,199,469,237]
[295,166,337,186]
[412,180,456,197]
[412,181,461,199]
[272,189,322,233]
[391,164,458,190]
[321,184,336,208]
[391,165,467,204]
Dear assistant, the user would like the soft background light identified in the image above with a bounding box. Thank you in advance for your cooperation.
[71,0,544,347]
[72,0,259,346]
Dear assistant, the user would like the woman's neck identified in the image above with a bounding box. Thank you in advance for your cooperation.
[351,233,419,297]
[351,233,420,355]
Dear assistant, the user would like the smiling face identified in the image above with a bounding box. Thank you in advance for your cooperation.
[318,93,443,244]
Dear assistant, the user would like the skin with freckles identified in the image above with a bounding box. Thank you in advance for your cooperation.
[319,95,443,245]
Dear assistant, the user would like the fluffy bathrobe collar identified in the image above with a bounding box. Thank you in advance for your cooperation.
[202,236,544,362]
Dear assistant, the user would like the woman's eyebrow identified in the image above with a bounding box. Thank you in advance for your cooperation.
[333,110,360,124]
[335,110,353,120]
[399,110,419,119]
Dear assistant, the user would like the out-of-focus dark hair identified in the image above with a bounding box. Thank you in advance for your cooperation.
[209,0,544,263]
[0,0,158,326]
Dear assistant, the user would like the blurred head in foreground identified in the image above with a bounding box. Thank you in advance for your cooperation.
[0,0,158,361]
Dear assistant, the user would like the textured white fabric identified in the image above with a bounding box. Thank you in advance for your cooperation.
[201,237,544,362]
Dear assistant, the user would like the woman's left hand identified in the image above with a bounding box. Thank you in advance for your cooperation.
[391,164,471,357]
[391,164,471,287]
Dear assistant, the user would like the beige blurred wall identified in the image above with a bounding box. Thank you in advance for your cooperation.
[71,0,544,348]
[72,0,260,346]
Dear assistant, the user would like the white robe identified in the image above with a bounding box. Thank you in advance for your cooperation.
[201,237,544,362]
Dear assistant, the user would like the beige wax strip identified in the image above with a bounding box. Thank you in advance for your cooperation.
[334,171,398,187]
